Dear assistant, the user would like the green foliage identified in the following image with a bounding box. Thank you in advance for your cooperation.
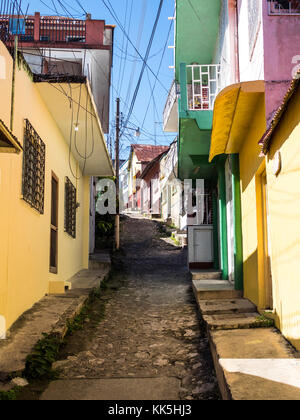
[95,212,115,249]
[0,387,21,401]
[97,220,114,236]
[24,334,62,380]
[251,315,275,328]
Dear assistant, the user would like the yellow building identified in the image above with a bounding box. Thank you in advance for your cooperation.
[260,76,300,350]
[0,41,114,338]
[210,76,300,350]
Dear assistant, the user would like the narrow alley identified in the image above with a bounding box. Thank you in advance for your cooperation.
[40,215,220,401]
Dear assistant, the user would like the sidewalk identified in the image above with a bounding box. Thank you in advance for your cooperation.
[0,252,111,381]
[193,279,300,400]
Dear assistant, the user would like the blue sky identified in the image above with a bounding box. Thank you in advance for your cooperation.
[23,0,177,159]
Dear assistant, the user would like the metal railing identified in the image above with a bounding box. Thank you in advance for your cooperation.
[0,16,34,43]
[40,17,86,43]
[187,64,221,111]
[0,15,86,44]
[268,0,300,15]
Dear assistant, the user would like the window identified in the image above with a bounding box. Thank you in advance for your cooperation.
[64,177,77,238]
[22,120,45,214]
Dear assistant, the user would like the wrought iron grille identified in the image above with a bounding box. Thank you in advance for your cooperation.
[22,120,45,214]
[65,177,76,238]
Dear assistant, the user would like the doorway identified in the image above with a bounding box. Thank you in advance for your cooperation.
[50,172,59,274]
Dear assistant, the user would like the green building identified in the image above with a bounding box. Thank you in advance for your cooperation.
[163,0,243,291]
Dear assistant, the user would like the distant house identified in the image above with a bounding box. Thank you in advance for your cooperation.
[119,160,129,211]
[140,149,169,216]
[159,140,182,228]
[127,145,169,211]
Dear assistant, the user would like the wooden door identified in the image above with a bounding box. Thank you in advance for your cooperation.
[50,173,59,274]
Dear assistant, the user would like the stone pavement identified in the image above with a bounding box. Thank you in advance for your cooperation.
[40,215,220,401]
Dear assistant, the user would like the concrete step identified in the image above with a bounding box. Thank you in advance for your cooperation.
[89,252,111,270]
[203,312,263,330]
[190,269,222,281]
[192,280,243,300]
[199,298,257,315]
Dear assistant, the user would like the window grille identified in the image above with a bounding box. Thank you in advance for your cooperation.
[65,177,76,238]
[22,120,45,214]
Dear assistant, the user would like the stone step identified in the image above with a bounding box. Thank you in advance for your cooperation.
[89,252,111,270]
[203,312,266,330]
[192,280,243,300]
[198,298,257,315]
[190,269,222,281]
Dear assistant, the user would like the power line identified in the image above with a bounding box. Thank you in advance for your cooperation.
[121,0,164,139]
[100,0,168,94]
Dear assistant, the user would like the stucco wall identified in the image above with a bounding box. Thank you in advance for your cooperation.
[266,86,300,350]
[0,42,90,332]
[237,0,264,83]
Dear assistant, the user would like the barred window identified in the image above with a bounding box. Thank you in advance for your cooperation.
[65,177,76,238]
[22,119,45,214]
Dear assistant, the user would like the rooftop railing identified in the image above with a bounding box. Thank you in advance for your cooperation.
[0,15,86,44]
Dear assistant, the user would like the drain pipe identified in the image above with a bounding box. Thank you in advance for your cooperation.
[10,36,18,131]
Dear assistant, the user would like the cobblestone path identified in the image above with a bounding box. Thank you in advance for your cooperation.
[50,215,220,400]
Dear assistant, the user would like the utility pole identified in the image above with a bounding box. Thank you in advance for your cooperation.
[115,98,120,250]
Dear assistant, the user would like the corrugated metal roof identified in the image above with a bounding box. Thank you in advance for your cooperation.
[131,144,169,163]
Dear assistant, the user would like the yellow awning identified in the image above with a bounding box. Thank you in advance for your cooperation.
[209,81,265,162]
[0,119,22,153]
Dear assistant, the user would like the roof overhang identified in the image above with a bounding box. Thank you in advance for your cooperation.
[35,79,114,176]
[0,119,22,153]
[209,81,265,162]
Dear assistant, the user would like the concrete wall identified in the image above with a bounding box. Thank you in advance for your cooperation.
[266,85,300,350]
[0,42,90,332]
[239,95,266,305]
[261,1,300,124]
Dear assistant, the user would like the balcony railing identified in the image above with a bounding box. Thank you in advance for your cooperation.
[268,0,300,15]
[39,17,86,43]
[187,64,221,111]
